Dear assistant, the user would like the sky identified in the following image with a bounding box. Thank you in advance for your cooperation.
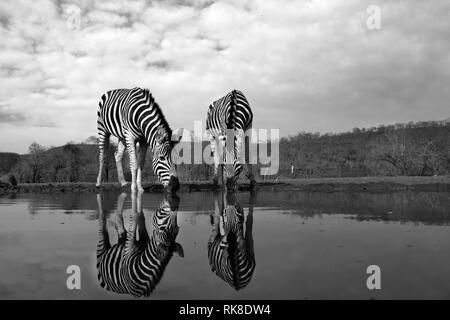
[0,0,449,153]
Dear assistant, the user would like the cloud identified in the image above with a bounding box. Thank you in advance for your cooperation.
[0,108,27,124]
[0,0,449,152]
[0,103,55,127]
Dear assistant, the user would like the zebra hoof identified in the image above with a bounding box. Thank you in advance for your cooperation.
[118,183,129,192]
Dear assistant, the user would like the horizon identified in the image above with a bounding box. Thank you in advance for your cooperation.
[2,116,449,155]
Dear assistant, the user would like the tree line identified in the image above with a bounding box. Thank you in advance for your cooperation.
[1,120,449,184]
[279,120,450,178]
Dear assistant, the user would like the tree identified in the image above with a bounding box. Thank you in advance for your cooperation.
[48,149,66,182]
[104,141,117,182]
[29,142,46,183]
[63,144,82,182]
[84,136,98,144]
[11,158,30,183]
[370,129,446,176]
[371,130,415,175]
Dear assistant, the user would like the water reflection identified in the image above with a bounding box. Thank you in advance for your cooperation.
[96,191,183,298]
[1,189,450,299]
[208,191,256,290]
[11,190,450,225]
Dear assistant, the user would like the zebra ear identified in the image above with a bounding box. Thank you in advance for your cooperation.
[174,243,184,258]
[155,125,168,144]
[171,128,184,145]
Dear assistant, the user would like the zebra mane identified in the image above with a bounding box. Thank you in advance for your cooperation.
[228,89,238,129]
[141,88,172,138]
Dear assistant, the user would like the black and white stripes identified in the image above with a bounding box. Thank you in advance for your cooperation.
[207,191,256,290]
[206,89,256,189]
[96,87,182,192]
[96,192,183,298]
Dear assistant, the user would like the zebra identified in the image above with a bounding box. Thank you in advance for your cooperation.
[96,191,184,298]
[206,89,256,190]
[96,87,183,193]
[207,190,256,290]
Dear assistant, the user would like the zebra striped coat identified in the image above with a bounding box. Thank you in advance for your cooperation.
[206,90,255,188]
[208,191,256,290]
[96,87,182,192]
[96,192,183,298]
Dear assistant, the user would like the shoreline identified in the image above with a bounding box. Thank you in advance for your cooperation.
[1,176,450,194]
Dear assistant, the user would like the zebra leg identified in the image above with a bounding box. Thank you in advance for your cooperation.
[244,131,256,186]
[136,143,148,193]
[213,147,221,186]
[96,192,112,289]
[115,139,127,187]
[125,135,138,193]
[219,191,227,238]
[96,193,111,256]
[208,134,220,186]
[245,191,256,260]
[220,163,225,186]
[135,190,149,244]
[209,193,222,242]
[125,190,140,254]
[96,133,110,187]
[114,192,127,239]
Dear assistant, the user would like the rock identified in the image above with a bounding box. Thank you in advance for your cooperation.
[0,173,18,186]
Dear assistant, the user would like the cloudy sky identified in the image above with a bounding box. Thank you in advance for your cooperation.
[0,0,449,153]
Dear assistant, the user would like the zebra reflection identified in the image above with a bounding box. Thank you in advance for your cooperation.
[208,191,256,290]
[96,191,183,297]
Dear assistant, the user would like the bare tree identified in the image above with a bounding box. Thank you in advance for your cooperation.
[11,159,30,183]
[372,130,444,176]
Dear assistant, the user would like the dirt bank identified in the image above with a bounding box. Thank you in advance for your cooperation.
[1,176,450,195]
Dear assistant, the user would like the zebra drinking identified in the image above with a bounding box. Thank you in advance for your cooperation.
[206,90,256,190]
[207,190,256,290]
[96,87,183,192]
[96,191,183,298]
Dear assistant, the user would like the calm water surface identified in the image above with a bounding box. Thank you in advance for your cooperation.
[0,190,449,299]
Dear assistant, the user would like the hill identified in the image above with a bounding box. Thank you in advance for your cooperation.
[0,152,20,174]
[1,119,449,183]
[279,120,450,177]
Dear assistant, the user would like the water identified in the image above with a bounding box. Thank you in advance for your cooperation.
[0,190,449,300]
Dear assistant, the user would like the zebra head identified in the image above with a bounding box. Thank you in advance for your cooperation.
[152,126,183,192]
[153,193,184,260]
[219,129,244,191]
